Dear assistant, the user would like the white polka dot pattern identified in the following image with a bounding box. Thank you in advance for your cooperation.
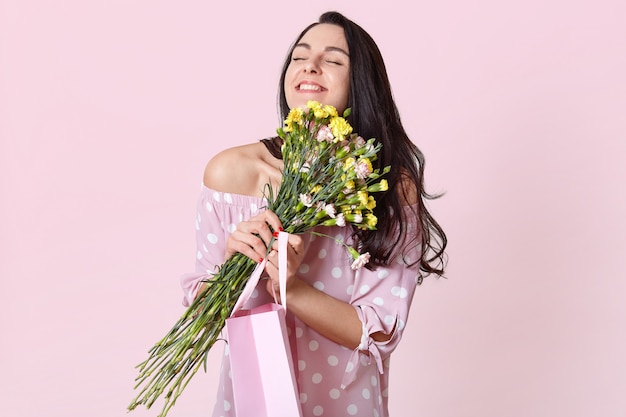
[391,286,408,298]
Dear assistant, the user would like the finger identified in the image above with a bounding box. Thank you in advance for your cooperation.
[266,249,279,269]
[258,210,283,235]
[235,219,274,249]
[287,233,304,254]
[226,230,266,262]
[265,279,280,304]
[227,218,275,261]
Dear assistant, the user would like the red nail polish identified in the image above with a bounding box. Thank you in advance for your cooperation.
[279,227,284,232]
[259,257,264,262]
[273,231,279,238]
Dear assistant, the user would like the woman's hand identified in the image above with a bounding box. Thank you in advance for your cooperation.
[264,233,306,301]
[225,210,305,301]
[225,210,283,263]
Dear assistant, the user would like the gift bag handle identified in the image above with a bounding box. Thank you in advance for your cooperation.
[231,231,289,316]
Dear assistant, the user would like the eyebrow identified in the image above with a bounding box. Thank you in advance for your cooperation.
[294,42,350,57]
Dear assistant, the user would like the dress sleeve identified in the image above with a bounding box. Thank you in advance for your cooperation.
[179,188,225,306]
[180,187,266,306]
[342,205,422,388]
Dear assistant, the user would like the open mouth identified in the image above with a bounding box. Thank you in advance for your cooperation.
[297,83,325,92]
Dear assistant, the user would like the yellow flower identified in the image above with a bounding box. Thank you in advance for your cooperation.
[329,117,353,141]
[368,179,389,193]
[343,157,356,171]
[314,108,328,118]
[365,213,378,228]
[357,191,369,206]
[366,196,376,210]
[307,100,322,111]
[307,101,328,119]
[283,108,304,132]
[345,180,355,190]
[323,104,338,118]
[311,185,322,193]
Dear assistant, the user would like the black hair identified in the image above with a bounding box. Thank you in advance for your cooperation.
[278,11,447,280]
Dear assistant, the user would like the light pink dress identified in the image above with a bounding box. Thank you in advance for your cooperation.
[181,185,421,417]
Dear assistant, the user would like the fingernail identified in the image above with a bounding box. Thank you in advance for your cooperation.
[259,257,264,262]
[273,231,279,238]
[279,227,284,232]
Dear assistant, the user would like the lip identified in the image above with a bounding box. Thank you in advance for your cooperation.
[296,80,326,92]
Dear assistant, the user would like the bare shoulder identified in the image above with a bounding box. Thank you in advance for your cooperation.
[203,142,282,198]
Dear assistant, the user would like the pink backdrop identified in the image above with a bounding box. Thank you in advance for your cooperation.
[1,1,625,416]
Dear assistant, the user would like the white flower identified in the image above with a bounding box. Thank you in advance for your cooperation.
[300,161,311,173]
[299,193,313,207]
[335,213,346,227]
[324,203,336,218]
[351,252,371,270]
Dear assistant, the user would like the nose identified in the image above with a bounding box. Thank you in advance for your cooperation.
[303,60,320,74]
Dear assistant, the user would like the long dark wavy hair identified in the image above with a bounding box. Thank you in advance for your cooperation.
[278,11,447,280]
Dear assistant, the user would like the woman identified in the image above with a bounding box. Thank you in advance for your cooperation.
[181,11,446,417]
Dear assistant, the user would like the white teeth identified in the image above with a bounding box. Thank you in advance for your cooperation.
[299,84,321,91]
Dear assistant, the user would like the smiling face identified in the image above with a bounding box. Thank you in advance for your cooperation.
[284,23,350,113]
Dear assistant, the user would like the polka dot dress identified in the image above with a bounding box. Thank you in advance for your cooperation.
[181,186,421,417]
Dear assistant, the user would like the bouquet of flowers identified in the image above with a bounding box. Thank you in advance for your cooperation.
[128,100,390,417]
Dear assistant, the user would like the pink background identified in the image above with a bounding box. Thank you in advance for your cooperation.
[1,1,625,416]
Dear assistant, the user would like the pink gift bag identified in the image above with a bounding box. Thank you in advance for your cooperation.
[225,232,303,417]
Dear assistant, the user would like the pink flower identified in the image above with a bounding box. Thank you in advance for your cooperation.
[354,136,366,148]
[355,161,372,179]
[316,125,334,142]
[351,252,371,270]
